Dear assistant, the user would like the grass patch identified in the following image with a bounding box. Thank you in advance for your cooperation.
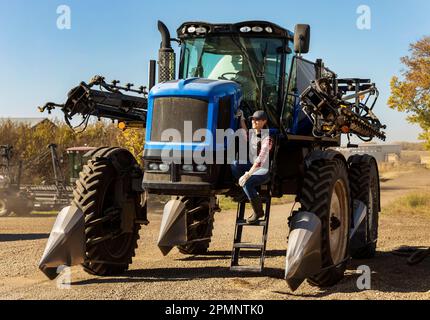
[382,192,430,216]
[217,194,296,211]
[217,196,238,211]
[31,211,58,215]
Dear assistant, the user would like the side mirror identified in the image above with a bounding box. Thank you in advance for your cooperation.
[294,24,311,54]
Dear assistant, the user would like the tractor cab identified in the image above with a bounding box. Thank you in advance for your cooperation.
[177,21,295,128]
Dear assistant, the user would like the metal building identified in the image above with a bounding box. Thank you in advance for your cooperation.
[334,144,402,163]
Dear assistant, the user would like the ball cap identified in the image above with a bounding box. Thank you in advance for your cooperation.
[249,110,268,121]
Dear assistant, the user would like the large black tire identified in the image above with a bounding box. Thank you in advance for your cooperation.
[10,194,34,217]
[299,157,351,287]
[177,196,216,255]
[73,147,143,276]
[348,155,380,259]
[0,198,9,217]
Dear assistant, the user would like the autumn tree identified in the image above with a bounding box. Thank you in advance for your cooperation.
[0,119,145,184]
[388,36,430,149]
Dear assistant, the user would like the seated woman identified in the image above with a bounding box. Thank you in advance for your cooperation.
[231,110,273,223]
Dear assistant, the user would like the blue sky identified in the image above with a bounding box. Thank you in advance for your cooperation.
[1,0,429,142]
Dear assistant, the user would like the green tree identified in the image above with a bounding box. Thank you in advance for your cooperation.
[388,36,430,149]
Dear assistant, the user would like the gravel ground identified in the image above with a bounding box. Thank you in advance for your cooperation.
[0,168,429,300]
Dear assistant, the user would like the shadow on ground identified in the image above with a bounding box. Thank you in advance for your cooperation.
[71,266,285,286]
[0,233,49,242]
[72,249,430,297]
[175,250,286,261]
[273,250,430,298]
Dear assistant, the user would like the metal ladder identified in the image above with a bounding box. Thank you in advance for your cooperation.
[230,185,272,272]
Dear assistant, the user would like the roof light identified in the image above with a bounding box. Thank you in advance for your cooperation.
[195,27,207,33]
[240,26,251,33]
[252,26,263,32]
[265,26,273,33]
[187,26,196,33]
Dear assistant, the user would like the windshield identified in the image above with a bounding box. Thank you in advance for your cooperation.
[180,36,284,119]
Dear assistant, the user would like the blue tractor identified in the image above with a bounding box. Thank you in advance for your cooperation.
[38,21,386,290]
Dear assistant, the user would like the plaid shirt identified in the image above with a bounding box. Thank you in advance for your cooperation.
[254,135,274,168]
[240,129,273,168]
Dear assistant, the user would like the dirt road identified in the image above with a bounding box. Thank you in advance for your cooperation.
[1,168,429,300]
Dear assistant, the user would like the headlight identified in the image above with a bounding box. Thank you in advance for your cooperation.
[187,26,196,33]
[196,164,207,172]
[159,163,170,172]
[148,163,159,171]
[182,164,194,172]
[265,26,273,33]
[240,26,251,33]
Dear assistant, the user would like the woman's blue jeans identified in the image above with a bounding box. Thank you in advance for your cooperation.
[230,160,270,200]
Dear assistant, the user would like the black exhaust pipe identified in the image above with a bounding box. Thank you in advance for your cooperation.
[158,21,172,49]
[148,60,156,90]
[157,21,176,83]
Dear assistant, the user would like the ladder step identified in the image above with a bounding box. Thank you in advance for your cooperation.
[233,243,264,249]
[236,219,267,226]
[230,265,263,273]
[231,194,272,273]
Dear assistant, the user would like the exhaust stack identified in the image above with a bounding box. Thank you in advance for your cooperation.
[38,205,85,280]
[157,20,176,83]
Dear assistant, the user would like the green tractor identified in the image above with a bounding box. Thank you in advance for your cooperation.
[38,20,385,290]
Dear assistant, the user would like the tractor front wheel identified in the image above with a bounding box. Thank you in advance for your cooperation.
[73,147,143,276]
[299,157,351,287]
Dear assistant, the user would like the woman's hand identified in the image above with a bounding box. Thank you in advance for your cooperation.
[235,109,244,120]
[239,172,251,187]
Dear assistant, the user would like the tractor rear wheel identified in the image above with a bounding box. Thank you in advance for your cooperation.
[73,147,143,276]
[177,196,216,255]
[0,198,9,217]
[348,155,380,259]
[299,157,351,287]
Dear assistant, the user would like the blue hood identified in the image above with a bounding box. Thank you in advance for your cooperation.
[149,78,241,100]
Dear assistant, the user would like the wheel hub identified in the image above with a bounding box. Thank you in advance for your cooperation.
[330,216,341,231]
[329,179,349,265]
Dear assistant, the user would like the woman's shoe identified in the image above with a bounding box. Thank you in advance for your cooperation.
[246,197,264,223]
